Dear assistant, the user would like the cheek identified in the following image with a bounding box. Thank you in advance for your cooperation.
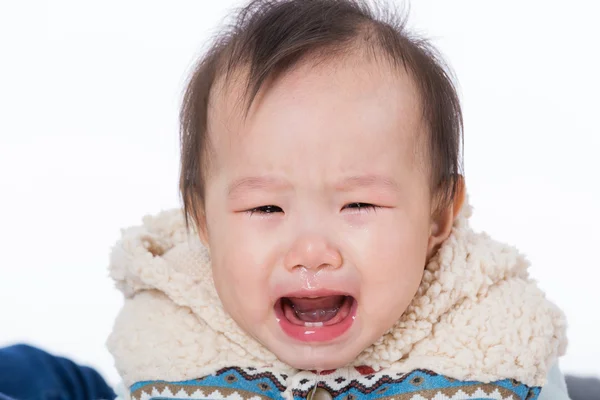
[351,211,429,315]
[207,211,276,324]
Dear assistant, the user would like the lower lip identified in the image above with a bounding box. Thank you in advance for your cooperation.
[274,298,357,342]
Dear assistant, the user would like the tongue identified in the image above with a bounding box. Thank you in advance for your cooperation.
[287,295,346,323]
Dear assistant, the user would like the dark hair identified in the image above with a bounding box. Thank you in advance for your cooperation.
[180,0,463,232]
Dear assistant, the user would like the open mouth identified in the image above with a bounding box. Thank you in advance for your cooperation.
[275,294,357,342]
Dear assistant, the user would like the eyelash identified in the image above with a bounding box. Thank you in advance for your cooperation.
[246,205,283,216]
[343,202,379,213]
[245,203,379,216]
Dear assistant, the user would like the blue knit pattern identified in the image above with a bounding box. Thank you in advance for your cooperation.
[130,367,540,400]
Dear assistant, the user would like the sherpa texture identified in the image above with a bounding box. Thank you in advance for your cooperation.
[106,200,567,391]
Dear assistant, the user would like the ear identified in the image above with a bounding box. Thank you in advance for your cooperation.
[427,176,466,259]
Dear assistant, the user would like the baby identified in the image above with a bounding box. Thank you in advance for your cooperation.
[107,1,569,399]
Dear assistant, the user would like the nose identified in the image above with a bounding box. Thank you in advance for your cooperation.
[284,234,343,271]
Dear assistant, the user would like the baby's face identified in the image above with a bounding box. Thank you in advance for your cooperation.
[202,56,438,370]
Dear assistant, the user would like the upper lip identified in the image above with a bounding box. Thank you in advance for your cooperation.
[277,289,356,300]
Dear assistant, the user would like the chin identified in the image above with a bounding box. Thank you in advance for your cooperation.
[265,329,367,371]
[274,343,360,371]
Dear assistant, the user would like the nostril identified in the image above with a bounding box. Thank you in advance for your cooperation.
[321,262,339,270]
[292,263,332,271]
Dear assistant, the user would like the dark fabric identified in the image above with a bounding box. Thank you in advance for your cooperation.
[566,375,600,400]
[0,344,115,400]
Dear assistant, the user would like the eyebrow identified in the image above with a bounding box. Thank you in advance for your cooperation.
[227,176,292,198]
[226,174,399,198]
[335,174,400,192]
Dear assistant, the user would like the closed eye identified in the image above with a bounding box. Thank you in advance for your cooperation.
[342,203,379,213]
[246,205,284,216]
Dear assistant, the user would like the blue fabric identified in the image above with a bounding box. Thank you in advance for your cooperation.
[0,344,116,400]
[131,367,541,399]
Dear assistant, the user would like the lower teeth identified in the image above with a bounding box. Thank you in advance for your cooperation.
[304,322,324,327]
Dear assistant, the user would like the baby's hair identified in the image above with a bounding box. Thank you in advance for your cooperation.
[180,0,463,232]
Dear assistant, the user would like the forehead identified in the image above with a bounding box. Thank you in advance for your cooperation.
[206,54,425,181]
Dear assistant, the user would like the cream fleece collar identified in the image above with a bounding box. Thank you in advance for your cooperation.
[107,201,567,390]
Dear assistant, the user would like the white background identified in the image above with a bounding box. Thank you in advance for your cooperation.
[1,0,598,386]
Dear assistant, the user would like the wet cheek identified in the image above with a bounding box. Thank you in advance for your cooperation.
[210,225,276,324]
[354,220,427,315]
